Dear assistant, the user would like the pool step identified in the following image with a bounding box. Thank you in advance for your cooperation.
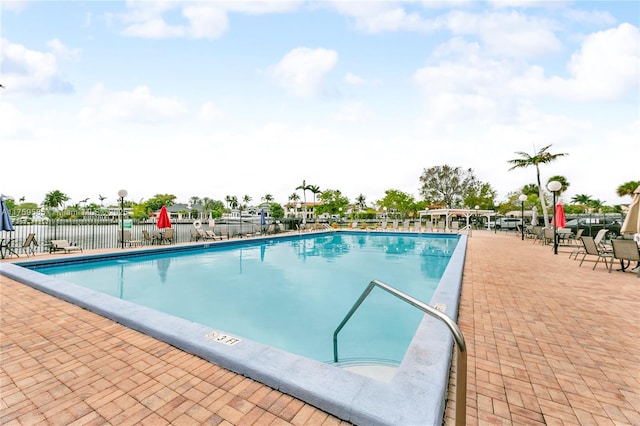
[335,360,399,382]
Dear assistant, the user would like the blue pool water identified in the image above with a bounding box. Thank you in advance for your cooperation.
[32,233,457,364]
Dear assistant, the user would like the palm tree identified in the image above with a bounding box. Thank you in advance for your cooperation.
[521,184,538,196]
[571,194,592,205]
[98,194,107,207]
[288,193,300,203]
[296,180,311,204]
[262,194,274,203]
[508,145,568,227]
[225,195,233,210]
[308,185,321,218]
[547,175,570,194]
[355,194,367,211]
[43,190,69,210]
[242,195,252,210]
[617,181,640,198]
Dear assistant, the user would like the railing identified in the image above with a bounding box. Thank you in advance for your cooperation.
[1,218,293,254]
[333,279,467,426]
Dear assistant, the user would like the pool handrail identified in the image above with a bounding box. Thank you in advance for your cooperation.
[333,279,467,426]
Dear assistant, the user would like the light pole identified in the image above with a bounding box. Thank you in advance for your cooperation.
[118,189,128,249]
[296,202,301,230]
[547,181,562,254]
[519,194,527,240]
[473,205,479,237]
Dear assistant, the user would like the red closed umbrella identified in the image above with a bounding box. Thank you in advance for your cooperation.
[157,206,172,229]
[552,201,566,228]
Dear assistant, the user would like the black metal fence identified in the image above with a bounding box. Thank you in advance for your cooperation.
[1,218,297,255]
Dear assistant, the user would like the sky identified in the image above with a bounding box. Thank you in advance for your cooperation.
[1,0,638,209]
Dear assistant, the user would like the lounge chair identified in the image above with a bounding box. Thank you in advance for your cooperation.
[6,233,38,257]
[437,221,445,232]
[413,221,422,232]
[609,239,640,277]
[205,230,228,240]
[379,221,388,231]
[578,236,613,270]
[425,222,433,232]
[390,220,399,231]
[50,239,83,254]
[401,219,410,232]
[351,221,358,229]
[190,227,202,241]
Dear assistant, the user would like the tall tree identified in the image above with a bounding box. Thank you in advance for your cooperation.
[288,193,300,204]
[377,189,416,219]
[571,194,592,205]
[508,145,568,227]
[296,180,311,204]
[522,184,539,196]
[262,194,274,203]
[355,194,367,211]
[546,175,570,194]
[419,165,481,209]
[43,190,70,211]
[617,181,640,197]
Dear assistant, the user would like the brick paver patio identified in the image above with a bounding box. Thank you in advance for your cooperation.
[2,231,639,425]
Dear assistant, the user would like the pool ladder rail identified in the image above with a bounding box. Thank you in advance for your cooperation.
[333,279,467,426]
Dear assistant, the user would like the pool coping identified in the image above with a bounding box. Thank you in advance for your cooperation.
[0,231,467,426]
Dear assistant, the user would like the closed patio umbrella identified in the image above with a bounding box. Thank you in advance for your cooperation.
[531,206,538,226]
[1,197,14,232]
[157,206,172,229]
[621,185,640,235]
[551,201,566,228]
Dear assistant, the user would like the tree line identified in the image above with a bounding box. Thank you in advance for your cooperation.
[5,145,638,222]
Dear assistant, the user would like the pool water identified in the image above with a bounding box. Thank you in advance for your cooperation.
[33,233,457,364]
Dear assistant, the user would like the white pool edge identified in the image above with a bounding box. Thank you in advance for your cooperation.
[1,232,467,426]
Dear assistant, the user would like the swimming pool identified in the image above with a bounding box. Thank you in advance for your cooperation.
[1,231,468,425]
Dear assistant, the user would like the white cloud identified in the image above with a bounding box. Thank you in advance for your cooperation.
[269,47,338,98]
[77,84,188,123]
[183,5,228,39]
[0,38,74,94]
[344,72,365,86]
[198,101,225,121]
[121,18,185,38]
[442,10,562,58]
[46,39,81,61]
[330,2,434,33]
[510,23,640,101]
[118,1,297,40]
[335,101,370,123]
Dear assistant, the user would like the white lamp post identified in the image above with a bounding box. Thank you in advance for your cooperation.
[547,181,562,254]
[118,189,128,249]
[518,194,527,240]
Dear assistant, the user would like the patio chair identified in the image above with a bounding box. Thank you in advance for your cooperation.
[609,239,640,277]
[437,221,445,232]
[451,221,459,233]
[117,230,141,247]
[350,221,358,229]
[402,219,411,231]
[142,230,160,245]
[413,221,422,232]
[15,233,38,257]
[578,236,613,270]
[379,221,388,231]
[50,239,83,254]
[160,228,174,244]
[424,222,433,232]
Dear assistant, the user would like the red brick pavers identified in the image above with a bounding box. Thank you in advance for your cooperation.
[0,274,351,425]
[2,232,639,425]
[444,231,640,425]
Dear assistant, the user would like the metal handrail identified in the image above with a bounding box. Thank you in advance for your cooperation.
[333,279,467,426]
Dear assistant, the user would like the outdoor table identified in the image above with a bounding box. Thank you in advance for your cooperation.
[0,238,19,259]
